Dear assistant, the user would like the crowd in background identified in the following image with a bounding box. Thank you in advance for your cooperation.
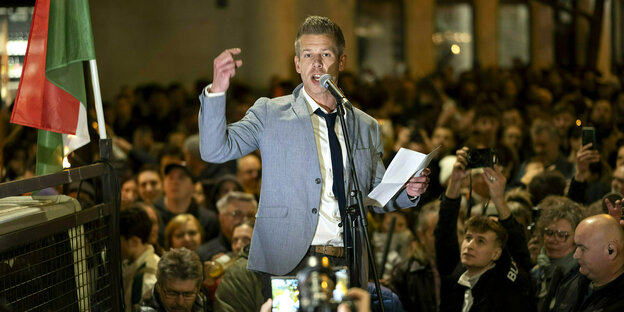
[3,60,624,311]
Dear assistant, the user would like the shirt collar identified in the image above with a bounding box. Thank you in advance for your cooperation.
[458,262,496,289]
[301,87,346,118]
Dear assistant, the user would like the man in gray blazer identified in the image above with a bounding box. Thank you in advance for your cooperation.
[198,16,430,294]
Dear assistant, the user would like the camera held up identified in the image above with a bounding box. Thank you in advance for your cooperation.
[466,148,497,169]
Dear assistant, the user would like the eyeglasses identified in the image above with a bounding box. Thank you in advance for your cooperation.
[229,210,255,220]
[544,227,570,241]
[161,286,197,300]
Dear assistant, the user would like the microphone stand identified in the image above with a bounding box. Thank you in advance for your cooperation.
[334,96,385,312]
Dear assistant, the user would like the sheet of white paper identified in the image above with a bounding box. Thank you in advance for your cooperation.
[364,146,441,207]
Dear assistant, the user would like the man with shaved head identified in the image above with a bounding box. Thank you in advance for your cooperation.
[572,214,624,311]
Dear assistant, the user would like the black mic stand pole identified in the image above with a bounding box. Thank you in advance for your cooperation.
[334,96,385,312]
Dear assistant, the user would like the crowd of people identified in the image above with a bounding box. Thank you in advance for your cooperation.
[3,13,624,312]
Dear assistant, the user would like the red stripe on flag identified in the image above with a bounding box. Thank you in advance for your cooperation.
[10,0,80,135]
[10,0,50,129]
[41,79,81,134]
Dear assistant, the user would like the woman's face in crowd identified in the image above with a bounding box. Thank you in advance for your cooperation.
[171,220,202,251]
[543,218,575,259]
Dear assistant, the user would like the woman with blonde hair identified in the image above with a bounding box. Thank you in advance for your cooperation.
[164,214,204,251]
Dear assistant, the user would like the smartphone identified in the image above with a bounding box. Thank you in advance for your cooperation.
[582,127,596,150]
[271,276,299,312]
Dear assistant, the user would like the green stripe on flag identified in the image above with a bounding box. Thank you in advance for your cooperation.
[36,129,63,175]
[46,0,96,104]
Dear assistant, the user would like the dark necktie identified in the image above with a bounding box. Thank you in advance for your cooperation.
[314,108,346,220]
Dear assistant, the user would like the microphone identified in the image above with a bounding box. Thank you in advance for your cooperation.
[319,74,350,105]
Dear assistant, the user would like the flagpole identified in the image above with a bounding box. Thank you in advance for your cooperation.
[89,59,107,139]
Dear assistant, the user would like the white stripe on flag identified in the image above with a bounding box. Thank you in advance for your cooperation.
[62,102,90,156]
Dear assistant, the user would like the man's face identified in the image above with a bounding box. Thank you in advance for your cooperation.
[474,116,500,138]
[590,100,612,124]
[543,218,575,259]
[137,171,163,205]
[219,200,257,241]
[553,112,574,136]
[532,131,558,162]
[294,34,346,100]
[573,222,607,283]
[612,166,624,194]
[231,224,253,254]
[158,279,199,312]
[164,169,194,202]
[460,229,502,271]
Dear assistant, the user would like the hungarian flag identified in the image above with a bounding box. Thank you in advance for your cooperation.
[10,0,96,175]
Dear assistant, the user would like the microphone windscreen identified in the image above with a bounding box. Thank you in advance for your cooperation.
[319,74,332,89]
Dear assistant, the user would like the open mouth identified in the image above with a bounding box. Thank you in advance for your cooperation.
[313,74,322,82]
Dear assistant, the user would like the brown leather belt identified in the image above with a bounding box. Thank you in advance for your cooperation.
[311,245,345,257]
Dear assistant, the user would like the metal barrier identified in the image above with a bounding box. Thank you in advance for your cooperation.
[0,140,122,312]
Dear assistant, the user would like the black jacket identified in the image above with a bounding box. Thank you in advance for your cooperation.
[531,254,582,312]
[573,272,624,312]
[435,194,535,312]
[389,256,438,312]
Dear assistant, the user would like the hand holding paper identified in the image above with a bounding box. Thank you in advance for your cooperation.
[405,168,431,197]
[365,146,440,207]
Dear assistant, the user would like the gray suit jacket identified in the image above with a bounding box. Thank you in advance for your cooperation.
[198,84,418,278]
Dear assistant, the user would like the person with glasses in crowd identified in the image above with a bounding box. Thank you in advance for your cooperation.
[140,248,210,312]
[530,196,584,312]
[197,191,257,263]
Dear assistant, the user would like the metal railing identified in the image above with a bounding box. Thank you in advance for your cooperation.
[0,139,122,312]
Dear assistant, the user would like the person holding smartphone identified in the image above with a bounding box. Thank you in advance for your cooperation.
[435,147,533,312]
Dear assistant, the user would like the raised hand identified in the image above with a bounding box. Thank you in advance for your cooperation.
[211,48,243,93]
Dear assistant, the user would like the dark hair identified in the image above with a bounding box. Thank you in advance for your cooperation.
[137,163,161,178]
[552,101,577,116]
[465,215,508,248]
[295,16,345,57]
[203,175,245,213]
[530,119,559,141]
[157,248,203,287]
[120,207,152,243]
[158,145,184,164]
[528,170,567,206]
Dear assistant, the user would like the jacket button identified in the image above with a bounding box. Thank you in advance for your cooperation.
[315,178,321,184]
[311,208,318,214]
[338,222,342,227]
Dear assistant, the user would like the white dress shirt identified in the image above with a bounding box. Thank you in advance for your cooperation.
[301,87,347,247]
